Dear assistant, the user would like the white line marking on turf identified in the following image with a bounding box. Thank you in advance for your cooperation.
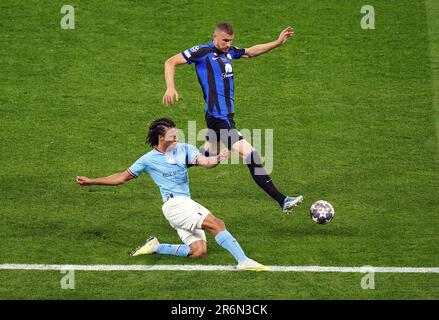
[0,264,438,273]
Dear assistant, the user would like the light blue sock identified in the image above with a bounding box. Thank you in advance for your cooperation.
[215,230,248,263]
[156,244,190,257]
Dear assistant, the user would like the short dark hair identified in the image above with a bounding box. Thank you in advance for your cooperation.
[215,21,234,35]
[146,118,176,147]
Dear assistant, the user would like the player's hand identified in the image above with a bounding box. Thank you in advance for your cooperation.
[76,176,91,186]
[218,149,229,162]
[162,88,180,106]
[277,26,295,45]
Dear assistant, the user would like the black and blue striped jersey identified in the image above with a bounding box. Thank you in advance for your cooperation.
[181,40,246,120]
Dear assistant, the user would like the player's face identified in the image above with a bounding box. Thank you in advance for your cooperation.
[161,127,178,151]
[213,32,234,53]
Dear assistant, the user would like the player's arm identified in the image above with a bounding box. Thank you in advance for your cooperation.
[195,149,229,169]
[163,53,187,106]
[242,26,294,58]
[76,170,134,187]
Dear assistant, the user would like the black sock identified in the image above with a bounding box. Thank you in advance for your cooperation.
[245,151,286,207]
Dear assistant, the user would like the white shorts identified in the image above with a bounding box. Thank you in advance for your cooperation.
[161,196,210,245]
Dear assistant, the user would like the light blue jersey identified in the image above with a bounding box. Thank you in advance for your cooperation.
[128,143,201,202]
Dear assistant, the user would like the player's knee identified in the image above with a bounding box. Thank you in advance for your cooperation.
[191,247,207,258]
[232,139,254,159]
[192,250,207,259]
[189,240,207,259]
[215,217,226,231]
[209,216,226,232]
[202,214,226,234]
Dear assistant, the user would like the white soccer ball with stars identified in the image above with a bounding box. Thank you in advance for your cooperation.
[310,200,335,224]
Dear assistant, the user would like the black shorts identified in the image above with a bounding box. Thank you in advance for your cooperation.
[205,113,244,150]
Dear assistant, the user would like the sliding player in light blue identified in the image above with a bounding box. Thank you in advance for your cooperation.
[76,118,269,271]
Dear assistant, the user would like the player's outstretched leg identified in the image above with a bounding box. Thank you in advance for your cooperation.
[130,236,190,257]
[202,213,269,271]
[233,139,303,213]
[130,236,207,258]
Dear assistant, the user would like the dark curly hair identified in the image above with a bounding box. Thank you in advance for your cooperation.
[146,118,176,147]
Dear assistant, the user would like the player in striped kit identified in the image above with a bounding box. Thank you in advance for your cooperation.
[162,22,303,214]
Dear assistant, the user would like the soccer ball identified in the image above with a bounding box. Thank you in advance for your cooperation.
[310,200,335,224]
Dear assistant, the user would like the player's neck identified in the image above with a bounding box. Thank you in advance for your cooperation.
[155,146,167,154]
[156,144,175,154]
[212,42,224,54]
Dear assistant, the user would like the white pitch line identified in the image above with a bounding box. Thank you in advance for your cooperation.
[0,264,439,273]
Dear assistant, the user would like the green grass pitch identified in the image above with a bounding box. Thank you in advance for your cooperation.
[0,0,438,299]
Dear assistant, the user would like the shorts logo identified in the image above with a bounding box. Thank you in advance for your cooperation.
[191,46,199,52]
